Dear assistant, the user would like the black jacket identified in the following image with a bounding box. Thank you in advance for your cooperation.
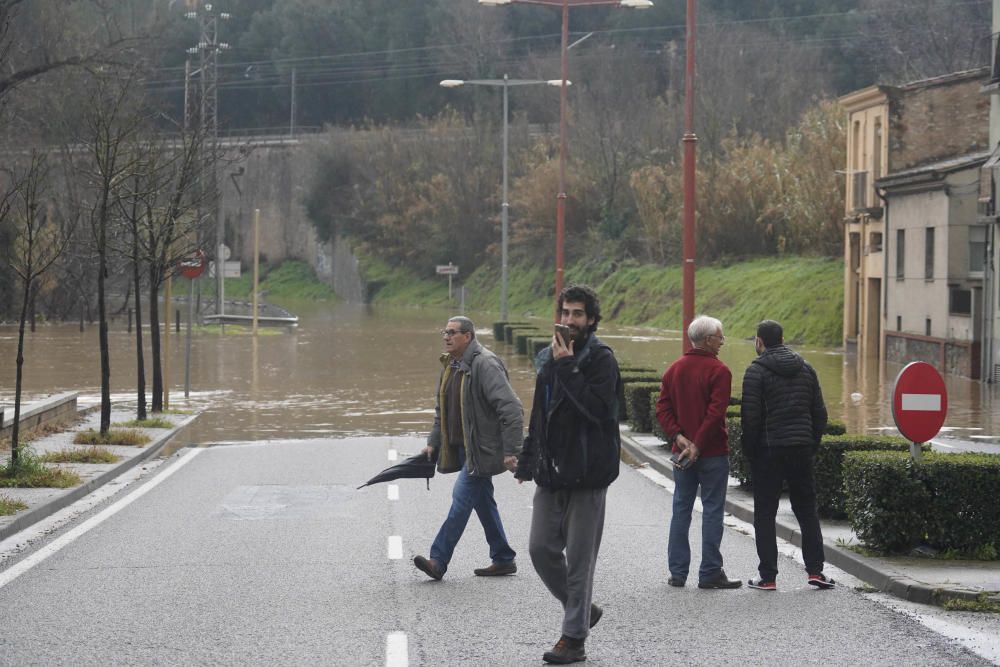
[740,345,827,457]
[516,334,622,490]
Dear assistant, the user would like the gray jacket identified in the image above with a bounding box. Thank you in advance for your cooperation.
[428,338,523,477]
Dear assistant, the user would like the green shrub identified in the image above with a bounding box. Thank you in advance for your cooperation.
[650,393,667,441]
[514,330,544,355]
[815,435,913,518]
[493,321,529,340]
[843,451,929,554]
[918,453,1000,554]
[505,325,537,345]
[826,420,847,435]
[528,337,550,358]
[619,363,660,375]
[624,382,661,433]
[843,451,1000,556]
[727,416,749,484]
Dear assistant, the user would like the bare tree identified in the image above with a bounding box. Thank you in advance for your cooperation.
[858,0,990,84]
[3,152,72,471]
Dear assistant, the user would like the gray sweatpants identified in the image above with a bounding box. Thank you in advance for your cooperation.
[528,485,607,640]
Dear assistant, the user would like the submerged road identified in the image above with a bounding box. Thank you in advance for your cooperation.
[0,437,993,665]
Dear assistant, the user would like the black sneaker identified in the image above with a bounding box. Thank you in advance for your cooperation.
[808,573,836,589]
[543,635,586,664]
[748,577,777,591]
[698,569,742,589]
[668,576,686,587]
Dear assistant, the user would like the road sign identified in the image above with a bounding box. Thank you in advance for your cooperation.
[436,264,459,275]
[892,361,948,443]
[179,250,207,279]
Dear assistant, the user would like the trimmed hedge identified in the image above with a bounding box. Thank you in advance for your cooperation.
[504,325,538,345]
[493,321,529,340]
[844,451,1000,555]
[727,424,912,519]
[814,435,913,518]
[650,393,666,441]
[624,382,661,433]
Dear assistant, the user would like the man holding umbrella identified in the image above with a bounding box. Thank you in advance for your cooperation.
[413,316,524,581]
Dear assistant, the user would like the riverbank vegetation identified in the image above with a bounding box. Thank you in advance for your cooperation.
[208,261,336,303]
[364,254,844,347]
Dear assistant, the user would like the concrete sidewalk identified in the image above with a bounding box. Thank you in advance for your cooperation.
[621,427,1000,606]
[0,407,198,542]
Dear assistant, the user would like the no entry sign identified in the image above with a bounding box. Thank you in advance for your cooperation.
[891,361,948,443]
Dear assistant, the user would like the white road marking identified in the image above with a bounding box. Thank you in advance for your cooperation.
[387,449,398,461]
[901,393,942,411]
[0,448,204,590]
[387,535,402,560]
[386,632,408,667]
[387,484,399,501]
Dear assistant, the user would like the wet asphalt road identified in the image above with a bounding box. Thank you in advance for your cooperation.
[0,437,992,666]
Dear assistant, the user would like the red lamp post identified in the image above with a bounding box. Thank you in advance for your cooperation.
[479,0,653,318]
[681,0,696,351]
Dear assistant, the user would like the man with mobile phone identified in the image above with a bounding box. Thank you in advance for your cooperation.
[516,284,622,665]
[656,315,742,591]
[413,316,523,582]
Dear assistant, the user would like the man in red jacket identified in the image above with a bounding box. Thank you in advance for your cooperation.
[655,315,741,589]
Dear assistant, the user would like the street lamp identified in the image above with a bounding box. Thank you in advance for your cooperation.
[480,0,652,318]
[681,0,696,351]
[440,76,565,321]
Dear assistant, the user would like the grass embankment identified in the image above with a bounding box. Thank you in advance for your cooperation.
[368,255,845,347]
[208,260,337,303]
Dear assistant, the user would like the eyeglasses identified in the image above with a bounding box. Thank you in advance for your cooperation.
[441,329,465,338]
[708,334,725,342]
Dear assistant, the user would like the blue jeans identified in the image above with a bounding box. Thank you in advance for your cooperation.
[429,452,515,571]
[668,454,730,583]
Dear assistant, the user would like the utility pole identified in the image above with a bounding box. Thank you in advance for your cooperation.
[185,2,230,317]
[290,67,297,138]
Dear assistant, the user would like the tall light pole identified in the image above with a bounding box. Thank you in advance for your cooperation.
[440,76,564,321]
[681,0,696,351]
[479,0,652,318]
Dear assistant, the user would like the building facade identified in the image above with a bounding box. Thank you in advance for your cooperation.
[841,68,991,377]
[980,0,1000,382]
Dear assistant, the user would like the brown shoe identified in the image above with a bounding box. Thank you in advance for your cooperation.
[413,555,444,581]
[543,635,586,664]
[473,561,517,576]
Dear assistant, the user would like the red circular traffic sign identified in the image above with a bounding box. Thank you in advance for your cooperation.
[179,250,207,279]
[891,361,948,443]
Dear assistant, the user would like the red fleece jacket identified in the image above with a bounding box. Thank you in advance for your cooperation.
[655,348,732,458]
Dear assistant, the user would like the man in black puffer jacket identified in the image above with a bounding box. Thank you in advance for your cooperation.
[741,319,835,591]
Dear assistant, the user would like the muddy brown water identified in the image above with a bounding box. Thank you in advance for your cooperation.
[1,302,997,450]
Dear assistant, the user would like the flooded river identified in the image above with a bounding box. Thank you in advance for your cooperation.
[1,302,997,448]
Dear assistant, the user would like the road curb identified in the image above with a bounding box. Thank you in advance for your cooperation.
[0,413,199,543]
[619,434,984,606]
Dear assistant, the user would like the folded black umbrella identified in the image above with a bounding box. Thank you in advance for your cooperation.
[357,452,436,490]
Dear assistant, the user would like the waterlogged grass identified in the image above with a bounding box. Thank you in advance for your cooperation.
[0,455,82,488]
[943,594,1000,614]
[73,428,151,447]
[115,417,174,429]
[41,446,122,464]
[206,260,336,302]
[0,494,28,515]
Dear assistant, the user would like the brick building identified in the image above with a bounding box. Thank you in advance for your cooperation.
[841,68,990,377]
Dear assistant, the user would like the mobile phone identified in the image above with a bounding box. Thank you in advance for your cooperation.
[554,324,572,346]
[670,452,693,470]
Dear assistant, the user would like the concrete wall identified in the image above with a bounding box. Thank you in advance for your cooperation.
[217,138,366,302]
[0,392,78,440]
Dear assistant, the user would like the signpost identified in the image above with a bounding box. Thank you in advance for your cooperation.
[179,250,207,398]
[891,361,948,462]
[436,263,459,300]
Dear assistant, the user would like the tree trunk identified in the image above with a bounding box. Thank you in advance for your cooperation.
[9,272,32,473]
[149,264,163,413]
[133,255,147,421]
[98,219,111,435]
